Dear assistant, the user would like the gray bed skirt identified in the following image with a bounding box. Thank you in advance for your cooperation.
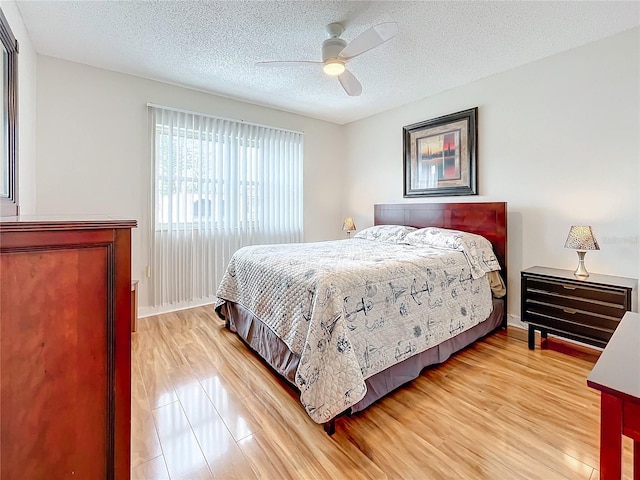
[216,298,504,415]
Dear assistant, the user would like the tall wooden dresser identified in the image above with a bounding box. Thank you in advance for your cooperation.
[0,216,136,479]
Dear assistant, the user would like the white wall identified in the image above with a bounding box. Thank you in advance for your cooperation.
[31,28,640,317]
[344,28,640,318]
[36,56,347,309]
[1,0,37,214]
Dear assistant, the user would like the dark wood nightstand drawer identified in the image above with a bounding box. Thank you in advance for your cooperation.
[524,299,620,331]
[523,310,614,343]
[521,266,637,350]
[526,277,628,307]
[525,288,626,323]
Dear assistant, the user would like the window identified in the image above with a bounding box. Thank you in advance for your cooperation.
[149,105,303,306]
[0,8,18,217]
[154,122,264,229]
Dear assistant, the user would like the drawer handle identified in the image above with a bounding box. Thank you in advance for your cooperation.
[563,308,577,314]
[562,285,577,290]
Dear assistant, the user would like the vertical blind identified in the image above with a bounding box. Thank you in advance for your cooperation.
[149,105,304,307]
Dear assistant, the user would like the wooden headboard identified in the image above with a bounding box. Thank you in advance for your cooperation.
[374,202,508,292]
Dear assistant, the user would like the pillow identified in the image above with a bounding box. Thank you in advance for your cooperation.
[405,227,501,278]
[353,225,417,243]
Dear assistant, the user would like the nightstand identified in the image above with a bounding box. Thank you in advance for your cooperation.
[521,266,637,350]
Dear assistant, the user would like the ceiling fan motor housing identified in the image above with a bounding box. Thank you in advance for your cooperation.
[322,37,347,62]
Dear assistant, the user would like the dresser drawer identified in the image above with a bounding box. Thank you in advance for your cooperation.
[525,288,627,320]
[523,310,614,343]
[526,277,628,307]
[524,298,620,331]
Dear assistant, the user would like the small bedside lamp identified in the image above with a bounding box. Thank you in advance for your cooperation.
[564,226,600,278]
[342,217,356,238]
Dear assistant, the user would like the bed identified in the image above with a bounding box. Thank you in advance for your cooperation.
[215,202,507,434]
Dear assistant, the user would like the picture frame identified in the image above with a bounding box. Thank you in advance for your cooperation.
[403,107,477,197]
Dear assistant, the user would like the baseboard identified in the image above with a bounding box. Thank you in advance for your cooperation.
[139,296,216,318]
[507,313,527,330]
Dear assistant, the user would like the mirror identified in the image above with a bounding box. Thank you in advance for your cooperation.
[0,8,18,216]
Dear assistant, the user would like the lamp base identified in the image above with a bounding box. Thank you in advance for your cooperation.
[574,250,589,278]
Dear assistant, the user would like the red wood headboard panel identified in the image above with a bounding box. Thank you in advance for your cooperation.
[374,202,507,289]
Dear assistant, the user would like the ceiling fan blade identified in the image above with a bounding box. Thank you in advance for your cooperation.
[256,61,322,67]
[339,22,399,60]
[338,69,362,96]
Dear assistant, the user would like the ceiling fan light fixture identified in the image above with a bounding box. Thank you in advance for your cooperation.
[258,21,398,95]
[323,60,345,76]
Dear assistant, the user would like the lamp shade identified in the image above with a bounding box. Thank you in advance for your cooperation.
[564,226,600,251]
[342,217,356,232]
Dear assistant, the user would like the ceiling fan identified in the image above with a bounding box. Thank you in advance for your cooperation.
[257,22,399,96]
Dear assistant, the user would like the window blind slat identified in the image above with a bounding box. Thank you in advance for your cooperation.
[149,106,303,307]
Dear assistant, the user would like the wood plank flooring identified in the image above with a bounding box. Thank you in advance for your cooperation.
[131,306,634,479]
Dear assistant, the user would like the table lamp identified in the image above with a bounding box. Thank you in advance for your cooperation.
[564,225,599,278]
[342,217,356,238]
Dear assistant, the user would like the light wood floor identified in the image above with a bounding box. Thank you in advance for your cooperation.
[131,306,634,480]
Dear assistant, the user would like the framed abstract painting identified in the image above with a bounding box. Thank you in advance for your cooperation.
[403,107,477,197]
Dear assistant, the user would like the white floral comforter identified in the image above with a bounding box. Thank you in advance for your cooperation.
[215,238,497,423]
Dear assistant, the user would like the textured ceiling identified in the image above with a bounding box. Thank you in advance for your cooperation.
[16,1,640,125]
